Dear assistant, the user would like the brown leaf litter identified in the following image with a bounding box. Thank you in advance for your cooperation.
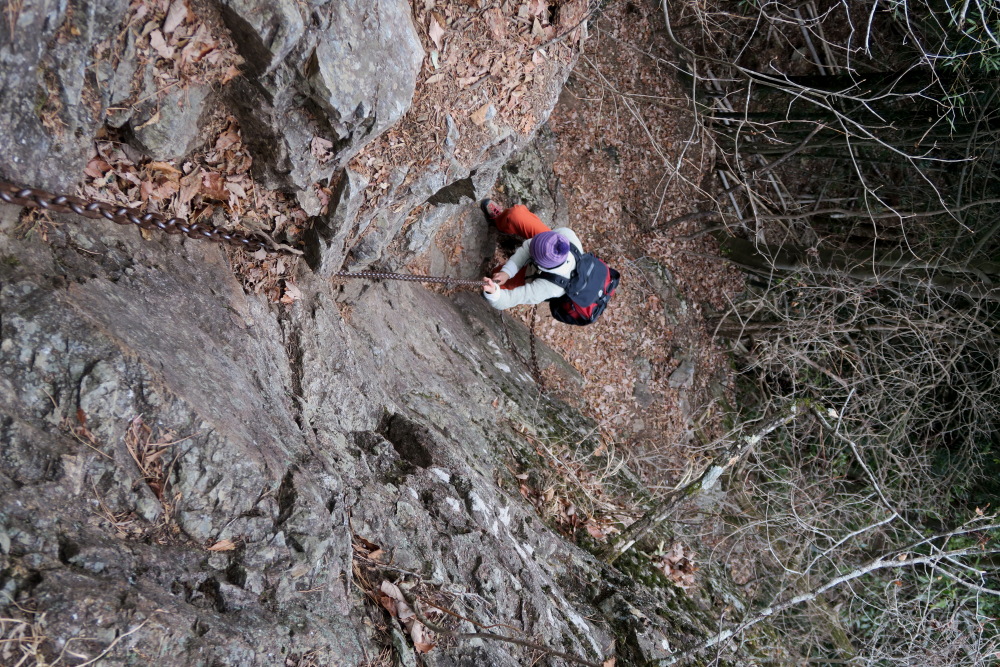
[79,0,305,299]
[483,2,744,491]
[347,0,584,228]
[83,111,307,302]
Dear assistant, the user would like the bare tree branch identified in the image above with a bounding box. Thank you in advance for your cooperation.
[601,403,804,564]
[660,529,1000,666]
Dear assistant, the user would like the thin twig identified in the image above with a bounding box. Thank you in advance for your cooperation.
[71,617,155,666]
[394,584,604,667]
[419,598,524,635]
[755,124,824,176]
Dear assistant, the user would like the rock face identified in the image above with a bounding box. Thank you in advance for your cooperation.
[218,0,424,197]
[396,127,571,287]
[0,1,727,664]
[0,0,129,189]
[496,125,570,230]
[307,1,422,146]
[0,203,646,664]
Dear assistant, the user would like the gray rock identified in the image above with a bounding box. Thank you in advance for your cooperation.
[406,205,458,260]
[221,0,423,196]
[0,0,129,189]
[390,625,419,667]
[343,132,525,273]
[633,356,655,408]
[131,84,212,161]
[444,113,460,148]
[669,359,696,389]
[1,202,677,663]
[347,210,391,269]
[308,0,423,146]
[215,0,305,73]
[104,25,140,111]
[405,203,491,281]
[241,91,331,191]
[306,168,369,276]
[304,33,569,269]
[497,124,568,229]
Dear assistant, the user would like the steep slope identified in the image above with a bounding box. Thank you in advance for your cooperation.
[0,1,728,665]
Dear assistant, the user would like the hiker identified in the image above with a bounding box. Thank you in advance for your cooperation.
[480,200,620,326]
[479,200,583,310]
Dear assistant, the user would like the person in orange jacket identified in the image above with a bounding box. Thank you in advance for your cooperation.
[479,200,584,310]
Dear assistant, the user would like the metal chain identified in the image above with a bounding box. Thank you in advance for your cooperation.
[496,305,545,389]
[331,270,483,288]
[0,179,489,288]
[0,179,272,253]
[2,178,543,371]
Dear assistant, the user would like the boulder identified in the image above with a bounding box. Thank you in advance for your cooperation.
[305,168,369,277]
[220,0,424,194]
[307,0,423,148]
[497,124,569,229]
[669,359,696,389]
[215,0,305,74]
[130,83,213,161]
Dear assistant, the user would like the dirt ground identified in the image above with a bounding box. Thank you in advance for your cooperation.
[489,2,745,488]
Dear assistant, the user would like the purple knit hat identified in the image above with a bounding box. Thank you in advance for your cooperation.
[529,232,570,269]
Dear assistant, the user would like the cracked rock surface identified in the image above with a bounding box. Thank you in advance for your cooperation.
[0,1,725,664]
[0,199,697,664]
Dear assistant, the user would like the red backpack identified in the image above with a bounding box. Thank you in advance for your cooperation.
[535,246,620,326]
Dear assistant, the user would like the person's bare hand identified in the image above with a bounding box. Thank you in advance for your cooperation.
[492,271,510,286]
[482,277,498,294]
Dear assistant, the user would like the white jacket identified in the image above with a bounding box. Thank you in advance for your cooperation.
[484,228,583,310]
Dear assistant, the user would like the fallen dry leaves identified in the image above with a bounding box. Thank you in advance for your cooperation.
[207,538,238,551]
[378,581,438,654]
[78,0,307,302]
[400,5,742,497]
[70,413,196,544]
[653,541,698,590]
[352,534,447,656]
[82,113,307,302]
[510,428,634,543]
[348,0,582,224]
[125,415,175,501]
[115,0,242,90]
[490,2,744,489]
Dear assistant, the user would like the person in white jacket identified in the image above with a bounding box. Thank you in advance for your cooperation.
[479,200,584,310]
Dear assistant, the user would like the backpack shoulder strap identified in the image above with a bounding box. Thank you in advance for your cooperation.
[533,243,581,289]
[535,270,570,289]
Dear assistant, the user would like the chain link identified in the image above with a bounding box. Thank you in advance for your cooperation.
[0,179,272,253]
[1,179,544,372]
[496,305,545,389]
[0,179,490,290]
[332,270,483,288]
